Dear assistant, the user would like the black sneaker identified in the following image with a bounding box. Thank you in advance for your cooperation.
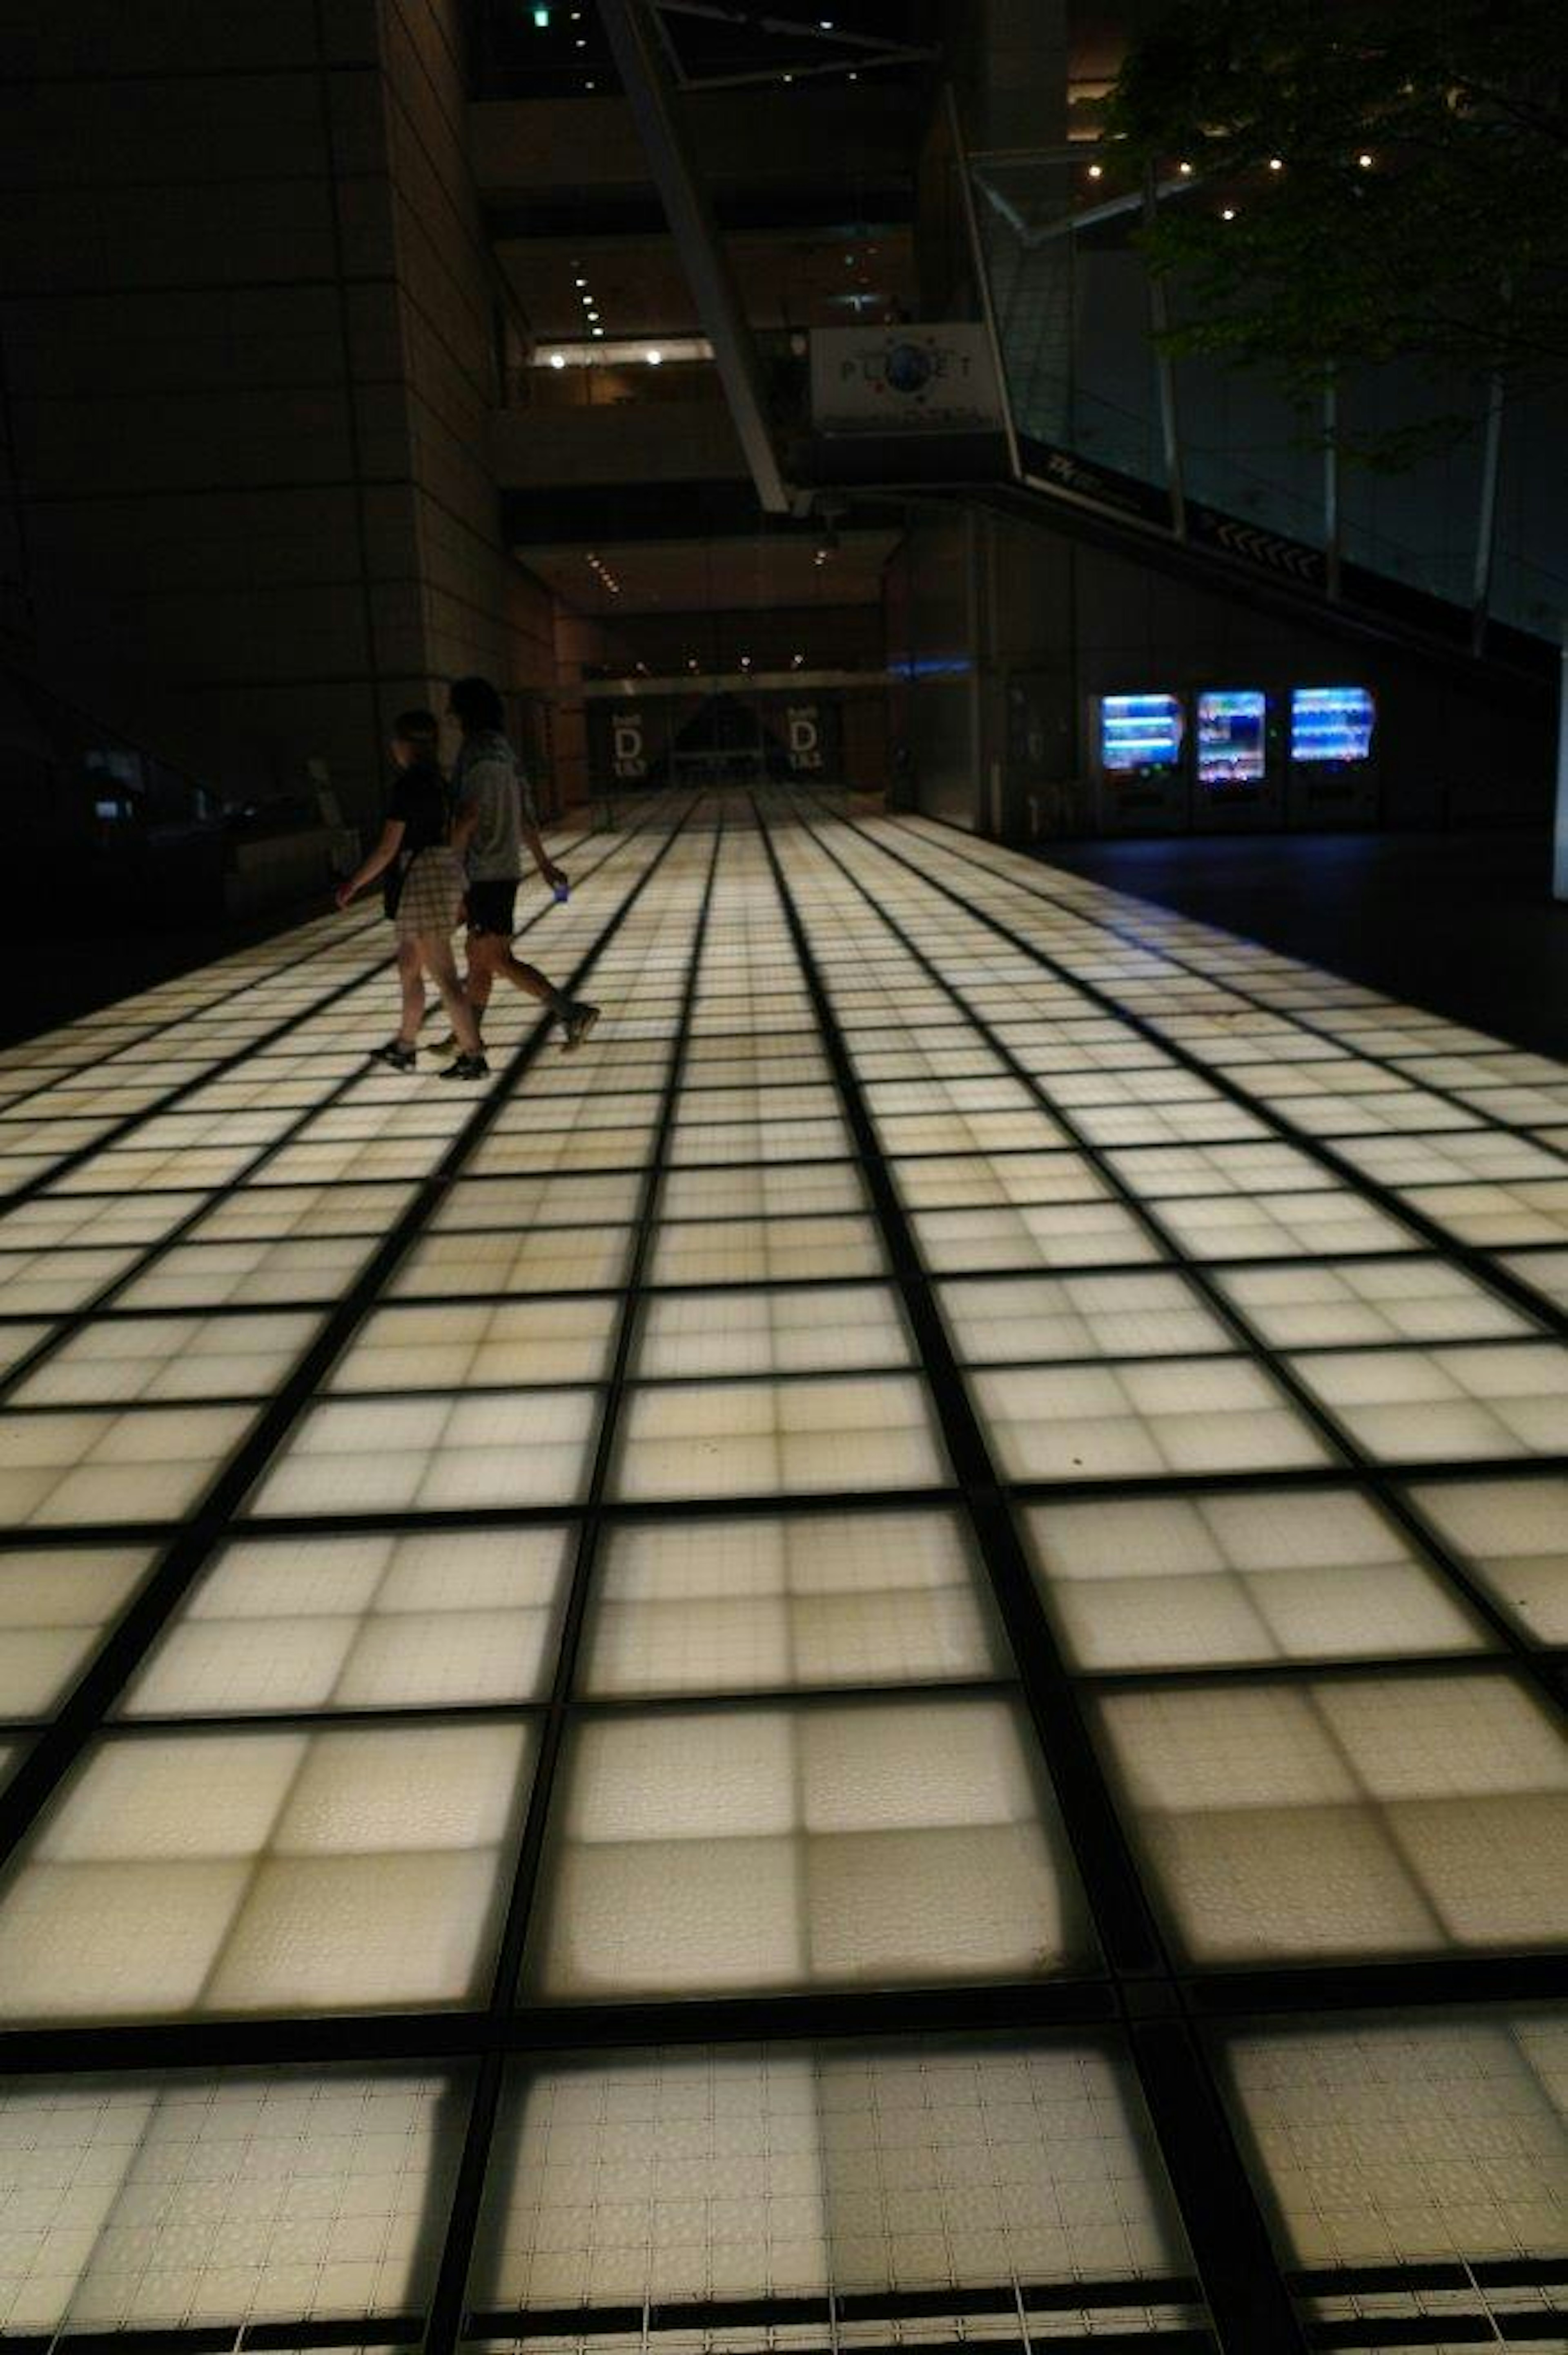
[561,1001,601,1053]
[373,1039,417,1071]
[439,1051,490,1081]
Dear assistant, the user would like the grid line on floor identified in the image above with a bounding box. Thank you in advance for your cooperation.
[0,795,1561,2355]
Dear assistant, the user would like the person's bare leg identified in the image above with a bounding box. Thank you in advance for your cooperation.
[395,941,425,1046]
[464,937,494,1016]
[422,936,483,1057]
[474,930,569,1015]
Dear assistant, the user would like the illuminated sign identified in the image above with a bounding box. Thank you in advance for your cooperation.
[1197,689,1267,788]
[1100,692,1184,774]
[1292,685,1376,763]
[811,326,1003,433]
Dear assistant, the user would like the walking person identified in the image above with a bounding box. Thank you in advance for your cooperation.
[335,708,490,1081]
[432,676,599,1055]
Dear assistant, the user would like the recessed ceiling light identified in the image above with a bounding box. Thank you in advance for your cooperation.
[549,352,566,369]
[646,349,662,365]
[574,276,586,288]
[1358,151,1374,167]
[591,325,604,336]
[1268,156,1283,170]
[1178,160,1193,175]
[1087,163,1103,179]
[1221,205,1237,220]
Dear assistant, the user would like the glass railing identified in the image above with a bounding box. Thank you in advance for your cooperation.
[958,128,1567,650]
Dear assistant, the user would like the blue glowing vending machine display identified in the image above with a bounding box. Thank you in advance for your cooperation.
[1194,687,1281,829]
[1287,685,1379,827]
[1094,691,1188,832]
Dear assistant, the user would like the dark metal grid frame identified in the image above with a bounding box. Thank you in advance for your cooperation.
[873,817,1568,1325]
[0,799,1559,2355]
[778,803,1567,1708]
[894,816,1568,1168]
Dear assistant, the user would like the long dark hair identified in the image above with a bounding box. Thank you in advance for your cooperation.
[448,676,506,734]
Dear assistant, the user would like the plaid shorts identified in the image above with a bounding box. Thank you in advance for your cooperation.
[394,846,465,942]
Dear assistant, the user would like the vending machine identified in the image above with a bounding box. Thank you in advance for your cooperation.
[1093,691,1189,834]
[1192,687,1283,830]
[1287,685,1379,827]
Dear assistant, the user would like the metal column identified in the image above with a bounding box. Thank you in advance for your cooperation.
[597,0,792,515]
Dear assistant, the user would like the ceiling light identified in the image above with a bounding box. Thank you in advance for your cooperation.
[646,349,662,365]
[574,276,586,288]
[1221,206,1237,220]
[532,4,549,23]
[548,352,566,369]
[591,325,604,336]
[1177,160,1193,176]
[1087,163,1103,180]
[1358,151,1374,167]
[1268,156,1283,170]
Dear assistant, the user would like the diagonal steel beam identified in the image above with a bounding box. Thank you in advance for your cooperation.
[597,0,793,513]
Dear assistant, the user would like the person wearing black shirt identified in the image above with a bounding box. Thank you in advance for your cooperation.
[334,709,489,1078]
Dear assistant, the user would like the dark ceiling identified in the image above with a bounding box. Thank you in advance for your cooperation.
[468,0,941,101]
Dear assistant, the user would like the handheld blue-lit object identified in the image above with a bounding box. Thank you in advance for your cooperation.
[553,877,570,903]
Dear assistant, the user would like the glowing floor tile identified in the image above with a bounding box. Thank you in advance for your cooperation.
[12,1310,321,1407]
[328,1298,619,1391]
[1216,2010,1568,2272]
[392,1226,635,1298]
[193,1181,418,1240]
[525,1696,1091,1998]
[1291,1341,1568,1461]
[1215,1257,1537,1347]
[428,1171,644,1233]
[468,1126,658,1179]
[474,2034,1195,2308]
[0,1546,154,1716]
[1401,1178,1568,1247]
[612,1374,946,1501]
[1022,1490,1485,1670]
[891,1149,1105,1210]
[582,1506,1004,1695]
[1106,1141,1330,1198]
[124,1526,572,1714]
[975,1358,1330,1484]
[940,1271,1231,1365]
[1405,1476,1568,1644]
[0,1246,143,1316]
[650,1212,887,1287]
[0,1191,205,1249]
[913,1201,1162,1274]
[1094,1670,1568,1964]
[635,1285,912,1379]
[0,1720,536,2019]
[0,2067,465,2335]
[1151,1190,1419,1260]
[659,1162,868,1219]
[0,1403,257,1526]
[249,1391,600,1515]
[114,1235,378,1311]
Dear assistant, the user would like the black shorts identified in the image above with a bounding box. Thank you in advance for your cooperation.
[466,878,518,937]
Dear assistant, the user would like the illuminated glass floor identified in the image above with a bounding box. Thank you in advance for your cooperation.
[0,794,1561,2354]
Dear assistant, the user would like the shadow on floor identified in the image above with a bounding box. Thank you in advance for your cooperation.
[1034,828,1568,1062]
